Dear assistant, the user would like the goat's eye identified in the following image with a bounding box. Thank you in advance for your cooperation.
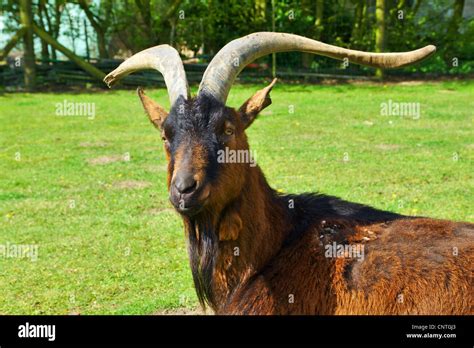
[224,128,234,136]
[161,134,170,148]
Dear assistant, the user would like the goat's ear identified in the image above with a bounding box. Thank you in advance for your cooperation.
[238,78,277,129]
[137,87,168,130]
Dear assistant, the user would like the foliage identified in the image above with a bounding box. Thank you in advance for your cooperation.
[1,0,473,76]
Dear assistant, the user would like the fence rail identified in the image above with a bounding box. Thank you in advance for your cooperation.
[0,58,464,89]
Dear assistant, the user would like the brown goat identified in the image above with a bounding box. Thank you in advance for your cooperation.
[104,33,473,315]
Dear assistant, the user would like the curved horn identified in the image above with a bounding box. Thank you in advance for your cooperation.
[198,32,436,103]
[104,45,190,106]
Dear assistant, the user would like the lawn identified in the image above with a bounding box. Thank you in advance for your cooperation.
[0,80,473,314]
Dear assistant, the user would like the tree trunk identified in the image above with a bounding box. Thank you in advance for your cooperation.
[271,0,276,78]
[314,0,324,39]
[412,0,422,16]
[135,0,156,44]
[41,0,56,60]
[42,0,62,61]
[20,0,36,91]
[445,0,465,61]
[84,19,90,62]
[351,0,364,46]
[52,0,63,60]
[169,18,177,47]
[78,0,109,59]
[375,0,386,78]
[33,23,106,81]
[65,5,77,54]
[45,0,65,60]
[37,0,50,63]
[360,0,369,46]
[302,0,323,68]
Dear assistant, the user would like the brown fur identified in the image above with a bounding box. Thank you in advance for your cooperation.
[220,202,474,314]
[138,82,474,315]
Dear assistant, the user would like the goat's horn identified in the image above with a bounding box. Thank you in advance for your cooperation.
[104,45,190,106]
[198,32,436,103]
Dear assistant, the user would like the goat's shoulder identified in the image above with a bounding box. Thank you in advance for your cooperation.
[223,216,474,314]
[282,192,474,246]
[283,193,474,302]
[281,192,403,244]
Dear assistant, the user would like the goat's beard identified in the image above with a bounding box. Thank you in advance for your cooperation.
[185,214,219,311]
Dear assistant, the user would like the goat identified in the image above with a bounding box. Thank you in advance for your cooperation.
[104,32,473,315]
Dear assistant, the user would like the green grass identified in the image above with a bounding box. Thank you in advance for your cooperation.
[0,81,473,314]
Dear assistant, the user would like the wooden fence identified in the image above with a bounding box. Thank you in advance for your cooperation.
[0,58,379,89]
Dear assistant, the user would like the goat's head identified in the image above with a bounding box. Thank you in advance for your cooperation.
[134,83,272,217]
[104,32,436,217]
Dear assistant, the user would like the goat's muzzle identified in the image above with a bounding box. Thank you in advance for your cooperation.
[170,171,210,216]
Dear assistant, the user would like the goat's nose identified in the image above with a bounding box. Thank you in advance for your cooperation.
[174,172,197,194]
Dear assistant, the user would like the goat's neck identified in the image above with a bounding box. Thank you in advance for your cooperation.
[183,165,292,310]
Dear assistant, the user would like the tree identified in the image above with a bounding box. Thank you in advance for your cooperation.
[271,0,276,77]
[134,0,182,46]
[19,0,36,90]
[39,0,63,61]
[375,0,386,78]
[106,0,183,54]
[351,0,368,47]
[302,0,324,68]
[64,3,78,54]
[37,0,50,63]
[0,27,26,61]
[78,0,111,59]
[314,0,324,40]
[445,0,465,62]
[33,23,106,81]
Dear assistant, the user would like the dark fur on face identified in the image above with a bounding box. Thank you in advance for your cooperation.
[185,215,219,309]
[160,93,252,309]
[163,93,234,187]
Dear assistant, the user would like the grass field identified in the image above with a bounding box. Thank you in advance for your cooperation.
[0,80,473,314]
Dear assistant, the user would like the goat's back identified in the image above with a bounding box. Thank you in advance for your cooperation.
[222,217,474,315]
